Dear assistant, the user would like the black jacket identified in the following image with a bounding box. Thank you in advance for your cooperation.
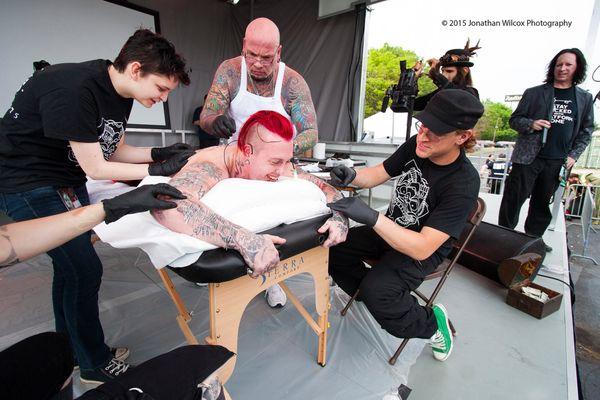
[509,83,594,165]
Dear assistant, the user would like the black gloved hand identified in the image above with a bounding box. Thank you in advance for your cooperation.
[329,166,357,187]
[151,143,194,162]
[211,115,236,139]
[102,183,187,224]
[327,197,379,227]
[148,151,194,176]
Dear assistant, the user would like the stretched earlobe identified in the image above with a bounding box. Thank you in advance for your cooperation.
[243,143,254,156]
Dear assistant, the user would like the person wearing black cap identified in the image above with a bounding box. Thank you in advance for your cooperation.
[327,89,484,362]
[413,40,481,111]
[498,48,594,252]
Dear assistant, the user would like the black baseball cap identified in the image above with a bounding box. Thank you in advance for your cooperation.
[415,89,484,135]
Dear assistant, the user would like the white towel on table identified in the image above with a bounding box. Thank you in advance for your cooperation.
[93,176,331,269]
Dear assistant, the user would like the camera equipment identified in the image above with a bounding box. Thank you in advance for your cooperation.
[381,60,419,141]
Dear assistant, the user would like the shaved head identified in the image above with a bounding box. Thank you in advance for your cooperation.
[245,18,280,48]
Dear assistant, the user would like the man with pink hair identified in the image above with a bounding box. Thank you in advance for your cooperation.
[154,110,347,278]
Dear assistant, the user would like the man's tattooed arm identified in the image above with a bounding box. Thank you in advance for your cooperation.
[199,58,241,135]
[152,160,281,276]
[297,171,349,247]
[282,68,318,154]
[0,226,20,268]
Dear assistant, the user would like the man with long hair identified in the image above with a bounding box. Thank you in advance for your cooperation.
[414,40,481,110]
[498,48,594,251]
[326,90,483,362]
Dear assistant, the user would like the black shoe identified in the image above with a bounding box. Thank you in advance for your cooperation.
[74,347,129,370]
[80,358,131,384]
[544,243,553,252]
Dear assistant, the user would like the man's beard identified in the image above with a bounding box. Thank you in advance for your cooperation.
[250,73,273,82]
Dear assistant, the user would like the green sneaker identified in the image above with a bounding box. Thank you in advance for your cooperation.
[430,304,453,361]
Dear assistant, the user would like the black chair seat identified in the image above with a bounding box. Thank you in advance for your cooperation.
[168,215,330,283]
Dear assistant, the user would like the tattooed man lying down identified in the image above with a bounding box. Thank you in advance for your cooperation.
[152,110,348,278]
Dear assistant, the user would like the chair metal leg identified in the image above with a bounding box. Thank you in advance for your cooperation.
[449,318,457,337]
[389,338,409,365]
[340,289,360,316]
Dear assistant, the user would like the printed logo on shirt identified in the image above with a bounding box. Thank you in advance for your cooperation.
[66,118,126,165]
[97,118,125,160]
[388,159,430,227]
[552,99,574,125]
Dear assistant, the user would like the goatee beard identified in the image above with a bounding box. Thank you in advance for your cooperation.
[250,73,272,82]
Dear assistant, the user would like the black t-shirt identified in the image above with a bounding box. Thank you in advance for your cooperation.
[538,87,577,159]
[382,135,479,267]
[0,59,133,192]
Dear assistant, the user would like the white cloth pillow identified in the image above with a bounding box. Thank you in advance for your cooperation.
[93,176,331,269]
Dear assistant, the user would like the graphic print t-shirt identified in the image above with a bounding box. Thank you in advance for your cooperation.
[382,135,479,267]
[538,87,577,159]
[0,60,133,192]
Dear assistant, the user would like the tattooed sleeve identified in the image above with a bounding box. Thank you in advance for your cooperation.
[199,58,241,135]
[282,68,318,154]
[297,171,349,245]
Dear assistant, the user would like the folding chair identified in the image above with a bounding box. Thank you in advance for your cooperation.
[340,197,486,365]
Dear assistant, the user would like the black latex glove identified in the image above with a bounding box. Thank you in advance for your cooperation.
[211,115,236,139]
[102,183,187,224]
[327,197,379,227]
[329,166,357,187]
[148,151,194,176]
[151,143,194,162]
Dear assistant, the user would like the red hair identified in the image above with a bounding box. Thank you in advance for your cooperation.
[237,110,293,151]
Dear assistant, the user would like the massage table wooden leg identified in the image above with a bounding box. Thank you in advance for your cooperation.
[157,268,198,345]
[160,246,330,388]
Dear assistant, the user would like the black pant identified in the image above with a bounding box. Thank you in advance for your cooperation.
[0,332,234,400]
[0,332,74,400]
[80,345,233,400]
[498,157,563,237]
[329,226,439,339]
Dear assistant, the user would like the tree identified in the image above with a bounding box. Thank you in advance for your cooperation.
[475,100,516,141]
[364,43,436,119]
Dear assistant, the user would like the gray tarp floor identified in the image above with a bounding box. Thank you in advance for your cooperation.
[0,241,425,400]
[0,193,576,399]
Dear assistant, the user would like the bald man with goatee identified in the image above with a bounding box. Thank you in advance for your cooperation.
[200,17,318,156]
[200,18,320,307]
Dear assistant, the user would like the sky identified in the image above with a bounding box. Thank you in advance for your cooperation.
[366,0,600,106]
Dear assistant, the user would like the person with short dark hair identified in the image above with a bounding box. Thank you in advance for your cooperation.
[0,29,193,384]
[413,40,481,110]
[327,90,484,362]
[498,48,594,251]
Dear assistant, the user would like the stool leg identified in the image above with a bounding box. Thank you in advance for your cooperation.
[340,289,360,316]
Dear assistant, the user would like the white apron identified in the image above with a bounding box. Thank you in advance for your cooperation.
[226,58,297,142]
